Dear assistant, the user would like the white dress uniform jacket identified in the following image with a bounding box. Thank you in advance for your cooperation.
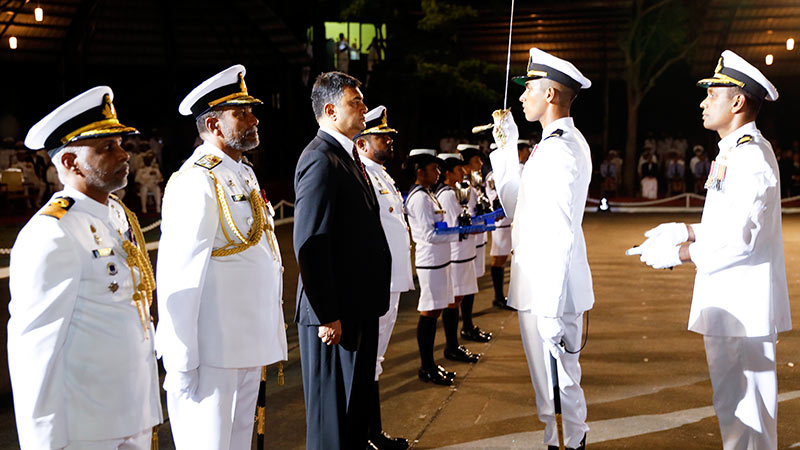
[156,143,287,373]
[405,185,456,311]
[8,186,162,449]
[490,117,594,316]
[437,185,478,296]
[362,157,414,293]
[688,122,791,337]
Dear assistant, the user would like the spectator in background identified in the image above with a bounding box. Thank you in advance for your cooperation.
[13,151,45,208]
[600,151,619,197]
[693,147,711,193]
[640,149,658,199]
[337,33,350,73]
[666,151,685,195]
[610,149,623,188]
[135,153,163,214]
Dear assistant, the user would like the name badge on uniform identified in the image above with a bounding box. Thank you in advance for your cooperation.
[231,194,247,202]
[705,160,727,191]
[92,247,114,258]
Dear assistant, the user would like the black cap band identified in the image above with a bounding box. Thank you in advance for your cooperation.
[720,67,767,100]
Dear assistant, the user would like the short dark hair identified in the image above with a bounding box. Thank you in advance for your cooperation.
[195,109,224,136]
[311,72,362,120]
[731,86,763,117]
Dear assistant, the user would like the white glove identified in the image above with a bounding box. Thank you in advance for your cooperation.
[537,316,565,359]
[491,109,519,150]
[627,240,682,269]
[163,368,199,399]
[643,222,689,246]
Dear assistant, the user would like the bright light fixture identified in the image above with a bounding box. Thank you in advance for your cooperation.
[9,36,17,49]
[34,6,43,22]
[765,54,774,65]
[788,38,795,51]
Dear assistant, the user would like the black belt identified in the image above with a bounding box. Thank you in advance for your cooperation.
[452,255,477,264]
[416,261,451,270]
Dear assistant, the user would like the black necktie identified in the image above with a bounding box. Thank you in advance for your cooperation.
[352,147,372,189]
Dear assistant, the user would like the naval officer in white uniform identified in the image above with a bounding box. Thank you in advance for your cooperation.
[8,86,162,449]
[354,106,412,450]
[490,48,593,450]
[628,50,791,450]
[156,65,288,450]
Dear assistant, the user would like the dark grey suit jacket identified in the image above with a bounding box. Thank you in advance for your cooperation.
[293,129,391,345]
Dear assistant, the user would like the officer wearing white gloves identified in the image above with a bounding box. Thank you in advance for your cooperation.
[627,50,791,450]
[156,65,287,450]
[8,86,162,449]
[354,106,412,450]
[489,48,593,450]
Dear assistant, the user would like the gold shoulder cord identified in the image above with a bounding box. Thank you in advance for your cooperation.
[109,194,155,338]
[206,171,279,259]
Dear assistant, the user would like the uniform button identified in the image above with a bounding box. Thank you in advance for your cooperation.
[388,207,394,213]
[247,217,254,226]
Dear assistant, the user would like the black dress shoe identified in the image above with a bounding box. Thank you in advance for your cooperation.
[444,345,481,363]
[493,298,515,310]
[418,366,454,386]
[461,326,493,342]
[370,430,410,450]
[436,364,456,380]
[548,433,586,450]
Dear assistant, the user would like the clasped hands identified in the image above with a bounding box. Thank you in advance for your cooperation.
[318,320,342,346]
[626,222,689,269]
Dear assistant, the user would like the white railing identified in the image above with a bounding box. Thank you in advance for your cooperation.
[585,193,800,213]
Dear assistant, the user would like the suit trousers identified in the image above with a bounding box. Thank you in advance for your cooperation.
[376,291,402,380]
[518,310,589,448]
[167,365,260,450]
[704,334,778,450]
[299,318,379,450]
[64,427,151,450]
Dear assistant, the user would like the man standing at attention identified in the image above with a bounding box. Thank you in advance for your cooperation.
[9,86,162,449]
[490,48,594,450]
[294,72,392,449]
[156,65,287,449]
[628,50,790,450]
[354,105,413,450]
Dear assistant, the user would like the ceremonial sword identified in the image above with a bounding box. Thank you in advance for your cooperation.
[550,353,566,450]
[472,0,516,134]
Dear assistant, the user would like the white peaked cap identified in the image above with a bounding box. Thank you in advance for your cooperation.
[179,64,263,117]
[513,47,591,90]
[697,50,778,101]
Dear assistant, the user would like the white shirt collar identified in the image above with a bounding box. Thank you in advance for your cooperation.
[195,141,247,171]
[360,155,383,169]
[718,121,758,152]
[541,116,574,139]
[320,126,356,159]
[60,184,113,219]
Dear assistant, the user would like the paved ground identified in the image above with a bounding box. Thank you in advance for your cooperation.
[0,212,799,449]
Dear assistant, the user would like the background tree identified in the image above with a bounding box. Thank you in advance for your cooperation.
[620,0,701,194]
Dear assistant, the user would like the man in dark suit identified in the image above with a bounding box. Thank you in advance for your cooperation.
[294,71,392,450]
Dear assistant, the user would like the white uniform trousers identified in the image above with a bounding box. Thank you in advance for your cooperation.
[490,227,512,257]
[704,335,778,450]
[64,427,152,450]
[167,365,260,450]
[518,310,589,448]
[376,291,402,380]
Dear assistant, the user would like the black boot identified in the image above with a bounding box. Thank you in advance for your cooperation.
[490,266,514,310]
[460,294,492,342]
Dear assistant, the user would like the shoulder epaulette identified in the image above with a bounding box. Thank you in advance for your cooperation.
[40,196,74,220]
[736,135,753,147]
[543,129,565,140]
[194,154,222,170]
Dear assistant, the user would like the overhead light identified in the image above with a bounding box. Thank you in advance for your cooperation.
[34,6,43,22]
[788,38,795,51]
[765,54,774,65]
[9,36,17,49]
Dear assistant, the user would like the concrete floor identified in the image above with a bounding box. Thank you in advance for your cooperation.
[1,213,799,449]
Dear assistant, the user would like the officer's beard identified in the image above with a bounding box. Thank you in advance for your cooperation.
[223,124,260,152]
[81,160,129,194]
